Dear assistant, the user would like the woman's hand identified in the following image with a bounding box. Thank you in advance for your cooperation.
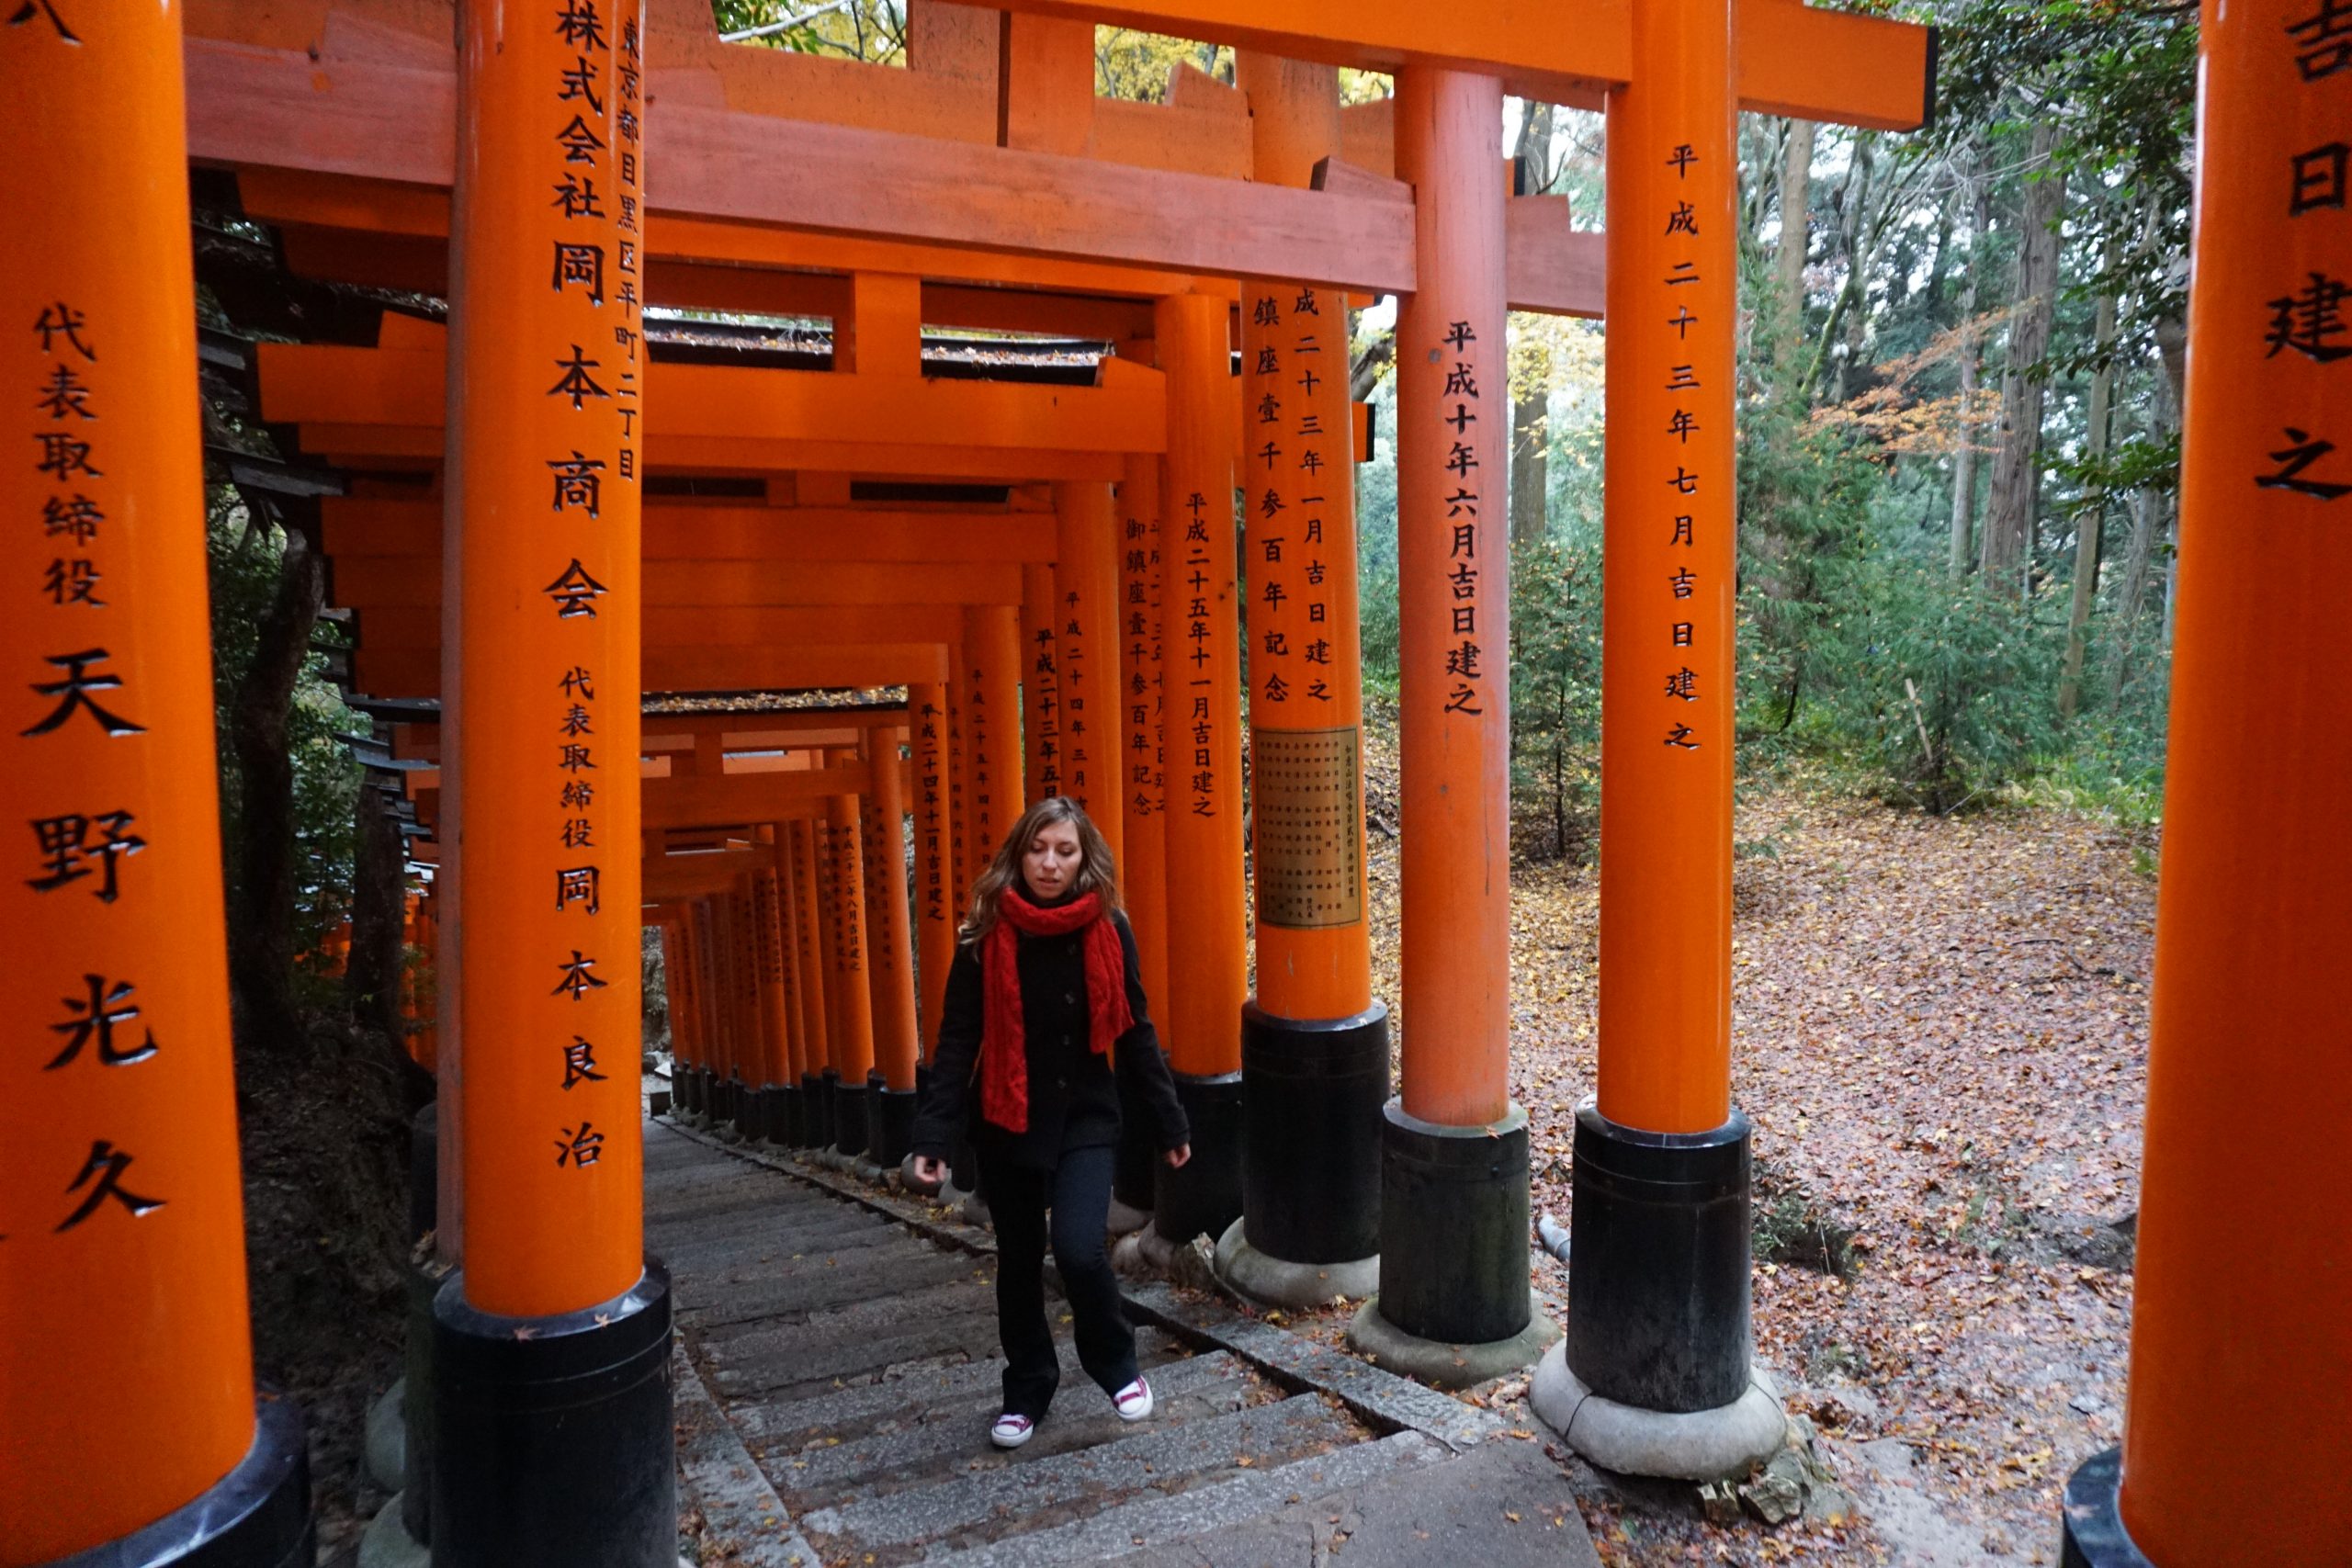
[1163,1145,1192,1169]
[910,1155,948,1188]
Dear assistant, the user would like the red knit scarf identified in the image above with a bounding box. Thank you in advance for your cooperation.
[978,886,1132,1134]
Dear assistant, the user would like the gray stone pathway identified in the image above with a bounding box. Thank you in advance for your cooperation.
[649,1116,1600,1566]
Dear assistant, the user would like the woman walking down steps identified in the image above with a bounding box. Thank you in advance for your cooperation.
[910,797,1193,1450]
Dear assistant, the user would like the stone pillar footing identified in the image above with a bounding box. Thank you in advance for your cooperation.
[357,1495,429,1568]
[429,1263,674,1568]
[2059,1449,2154,1567]
[1105,1196,1154,1235]
[1238,1000,1388,1269]
[1529,1340,1782,1480]
[1155,1072,1245,1246]
[1215,1217,1377,1309]
[1566,1100,1753,1411]
[1346,1290,1560,1392]
[51,1391,312,1568]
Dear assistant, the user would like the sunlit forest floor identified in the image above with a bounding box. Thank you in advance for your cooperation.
[1274,739,2155,1565]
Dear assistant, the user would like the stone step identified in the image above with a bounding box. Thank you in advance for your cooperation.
[680,1248,986,1329]
[915,1429,1443,1568]
[800,1391,1363,1554]
[1103,1431,1603,1568]
[723,1329,1182,1450]
[660,1218,920,1274]
[768,1350,1255,1503]
[653,1201,888,1253]
[708,1312,1005,1399]
[697,1277,998,1363]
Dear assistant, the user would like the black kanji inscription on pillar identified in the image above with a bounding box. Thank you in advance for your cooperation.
[57,1142,164,1231]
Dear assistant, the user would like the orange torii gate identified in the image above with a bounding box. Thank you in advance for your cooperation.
[3,0,1996,1562]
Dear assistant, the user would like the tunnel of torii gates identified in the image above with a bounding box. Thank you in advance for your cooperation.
[1,0,2340,1563]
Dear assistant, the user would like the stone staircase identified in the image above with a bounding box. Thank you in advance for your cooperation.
[649,1120,1600,1567]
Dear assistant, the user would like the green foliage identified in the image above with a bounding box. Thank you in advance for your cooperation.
[1509,539,1603,860]
[209,491,367,999]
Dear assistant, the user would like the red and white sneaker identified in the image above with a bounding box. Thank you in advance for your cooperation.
[1113,1377,1154,1422]
[989,1412,1035,1450]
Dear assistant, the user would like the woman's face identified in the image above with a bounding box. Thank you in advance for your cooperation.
[1021,819,1084,901]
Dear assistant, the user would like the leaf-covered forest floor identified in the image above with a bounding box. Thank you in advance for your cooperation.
[1285,739,2157,1565]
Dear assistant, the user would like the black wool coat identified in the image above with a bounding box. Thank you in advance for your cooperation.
[910,908,1190,1171]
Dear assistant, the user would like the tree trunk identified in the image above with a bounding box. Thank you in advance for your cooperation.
[1509,102,1554,548]
[1950,155,1990,577]
[2058,241,2121,720]
[1777,117,1815,355]
[345,778,407,1039]
[227,521,323,1051]
[1981,121,2065,595]
[1807,132,1875,400]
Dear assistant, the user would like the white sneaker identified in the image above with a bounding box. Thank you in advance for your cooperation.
[1113,1377,1154,1422]
[989,1412,1035,1450]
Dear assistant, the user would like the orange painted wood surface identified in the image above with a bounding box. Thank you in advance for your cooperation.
[257,342,1168,457]
[1596,0,1737,1136]
[2116,2,2352,1559]
[1022,561,1064,803]
[860,723,922,1093]
[1,4,260,1553]
[1054,482,1124,865]
[1237,54,1374,1025]
[789,822,831,1079]
[442,0,648,1317]
[1394,67,1512,1128]
[1115,445,1173,1031]
[324,500,1057,566]
[1155,293,1249,1078]
[909,682,956,1061]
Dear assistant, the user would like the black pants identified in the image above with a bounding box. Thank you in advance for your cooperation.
[979,1143,1137,1419]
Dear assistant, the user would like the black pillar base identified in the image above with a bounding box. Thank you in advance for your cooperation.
[1155,1071,1245,1245]
[774,1084,804,1147]
[671,1066,694,1118]
[731,1080,765,1143]
[833,1080,871,1158]
[429,1263,674,1568]
[1239,1001,1388,1265]
[688,1066,711,1120]
[708,1076,731,1129]
[1375,1099,1532,1345]
[872,1088,918,1168]
[2060,1449,2154,1567]
[801,1072,832,1149]
[48,1389,312,1567]
[1566,1099,1752,1412]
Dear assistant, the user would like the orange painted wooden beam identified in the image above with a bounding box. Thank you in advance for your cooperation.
[328,557,1020,611]
[347,605,959,654]
[241,166,1212,302]
[352,644,947,701]
[322,500,1059,564]
[989,0,1932,130]
[256,342,1167,457]
[189,39,1419,294]
[644,766,902,832]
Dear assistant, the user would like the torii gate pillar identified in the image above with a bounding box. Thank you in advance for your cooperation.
[1223,52,1389,1311]
[429,0,673,1559]
[2,6,312,1561]
[2063,4,2352,1562]
[1534,0,1784,1480]
[1347,64,1558,1387]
